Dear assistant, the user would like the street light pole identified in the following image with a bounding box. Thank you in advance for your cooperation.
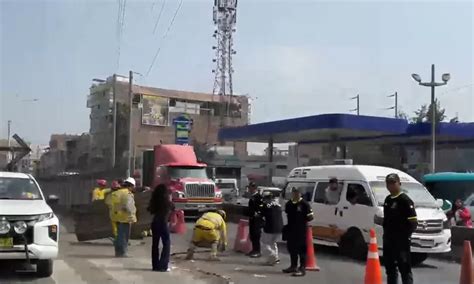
[430,64,436,174]
[411,64,450,173]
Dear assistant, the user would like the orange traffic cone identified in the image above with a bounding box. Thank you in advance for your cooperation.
[459,240,473,284]
[170,210,186,234]
[364,228,382,284]
[233,219,252,254]
[305,225,320,271]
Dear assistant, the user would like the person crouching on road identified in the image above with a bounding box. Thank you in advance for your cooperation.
[186,210,227,261]
[147,184,174,272]
[110,177,137,257]
[261,191,283,266]
[283,187,314,277]
[247,182,263,258]
[383,173,418,284]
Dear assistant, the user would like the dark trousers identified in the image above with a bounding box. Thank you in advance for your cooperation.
[249,219,261,253]
[151,218,171,271]
[287,237,307,270]
[383,238,413,284]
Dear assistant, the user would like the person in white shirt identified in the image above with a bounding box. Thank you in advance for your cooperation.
[325,178,341,205]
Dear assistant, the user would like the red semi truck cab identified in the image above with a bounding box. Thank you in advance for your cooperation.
[150,145,222,214]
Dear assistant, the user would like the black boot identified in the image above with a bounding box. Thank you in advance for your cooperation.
[282,267,297,274]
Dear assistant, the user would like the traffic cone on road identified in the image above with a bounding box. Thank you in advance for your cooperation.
[170,210,186,235]
[305,225,320,271]
[459,240,473,284]
[364,228,382,284]
[233,219,252,254]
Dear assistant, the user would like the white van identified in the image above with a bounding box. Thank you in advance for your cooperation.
[0,172,59,277]
[283,165,451,264]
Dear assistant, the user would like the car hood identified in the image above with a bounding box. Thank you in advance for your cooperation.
[415,207,447,220]
[0,200,52,215]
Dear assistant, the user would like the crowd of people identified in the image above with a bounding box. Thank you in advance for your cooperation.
[90,174,474,281]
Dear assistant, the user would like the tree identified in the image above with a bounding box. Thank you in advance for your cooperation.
[425,99,446,123]
[410,99,447,123]
[411,104,428,123]
[397,111,409,120]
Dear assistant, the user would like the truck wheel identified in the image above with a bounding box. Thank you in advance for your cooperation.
[339,228,368,261]
[411,253,428,266]
[37,259,53,278]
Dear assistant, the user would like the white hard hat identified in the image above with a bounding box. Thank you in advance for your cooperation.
[124,177,136,187]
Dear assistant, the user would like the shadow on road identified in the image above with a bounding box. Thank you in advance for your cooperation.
[0,265,54,283]
[66,253,115,259]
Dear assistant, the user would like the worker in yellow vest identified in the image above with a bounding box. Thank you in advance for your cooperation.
[186,210,227,261]
[105,180,122,239]
[92,179,107,201]
[108,177,137,257]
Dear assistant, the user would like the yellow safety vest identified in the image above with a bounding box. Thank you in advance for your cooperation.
[195,212,227,245]
[107,188,137,223]
[92,187,106,201]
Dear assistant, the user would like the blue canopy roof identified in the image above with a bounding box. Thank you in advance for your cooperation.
[423,172,474,182]
[219,113,474,143]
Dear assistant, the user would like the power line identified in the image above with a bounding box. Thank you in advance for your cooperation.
[153,0,167,34]
[146,0,184,77]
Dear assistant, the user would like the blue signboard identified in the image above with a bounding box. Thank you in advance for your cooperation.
[172,114,193,145]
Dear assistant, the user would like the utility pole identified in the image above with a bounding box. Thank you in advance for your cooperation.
[7,120,11,163]
[411,64,451,173]
[127,70,133,178]
[350,95,360,115]
[112,74,117,168]
[388,92,398,118]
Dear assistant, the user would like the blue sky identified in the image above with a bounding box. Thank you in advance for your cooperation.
[1,0,473,147]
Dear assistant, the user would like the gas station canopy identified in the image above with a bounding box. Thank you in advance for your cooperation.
[218,113,474,144]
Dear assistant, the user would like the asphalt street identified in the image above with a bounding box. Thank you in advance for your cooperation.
[0,218,460,284]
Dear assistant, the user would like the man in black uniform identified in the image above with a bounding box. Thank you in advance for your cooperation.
[247,182,263,258]
[283,187,314,277]
[383,173,418,284]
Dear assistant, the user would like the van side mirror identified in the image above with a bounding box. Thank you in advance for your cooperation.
[435,199,444,208]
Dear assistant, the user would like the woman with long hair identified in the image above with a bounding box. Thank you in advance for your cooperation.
[147,184,174,272]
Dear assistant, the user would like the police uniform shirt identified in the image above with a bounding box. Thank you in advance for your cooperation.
[285,198,313,235]
[248,192,263,219]
[383,193,417,240]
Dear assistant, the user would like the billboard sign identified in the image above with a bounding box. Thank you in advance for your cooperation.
[141,95,169,126]
[173,114,193,145]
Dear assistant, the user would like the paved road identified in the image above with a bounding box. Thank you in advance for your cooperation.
[173,222,459,284]
[0,221,224,284]
[0,220,460,283]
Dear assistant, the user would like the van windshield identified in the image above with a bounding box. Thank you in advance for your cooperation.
[168,166,208,179]
[0,178,43,200]
[370,181,437,208]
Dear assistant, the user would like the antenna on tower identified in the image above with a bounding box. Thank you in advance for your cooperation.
[212,0,237,141]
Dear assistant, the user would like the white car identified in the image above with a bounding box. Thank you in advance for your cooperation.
[0,172,59,277]
[234,186,282,206]
[215,178,239,202]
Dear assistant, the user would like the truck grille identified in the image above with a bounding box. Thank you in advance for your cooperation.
[415,219,443,234]
[185,183,215,198]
